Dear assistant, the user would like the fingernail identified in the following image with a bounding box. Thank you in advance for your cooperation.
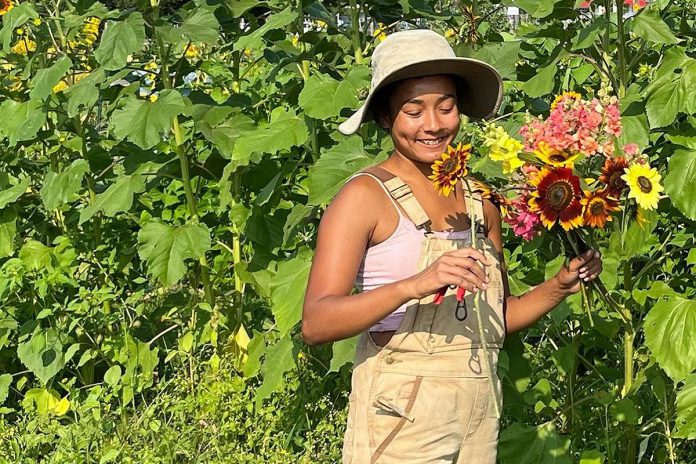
[580,267,587,273]
[594,251,600,258]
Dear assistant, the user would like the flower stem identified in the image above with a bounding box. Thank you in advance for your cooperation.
[564,231,595,326]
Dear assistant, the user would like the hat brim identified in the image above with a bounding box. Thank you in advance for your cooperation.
[338,58,503,136]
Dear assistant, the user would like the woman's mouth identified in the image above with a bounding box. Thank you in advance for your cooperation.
[416,136,447,147]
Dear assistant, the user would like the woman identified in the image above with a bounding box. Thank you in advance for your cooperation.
[301,30,602,463]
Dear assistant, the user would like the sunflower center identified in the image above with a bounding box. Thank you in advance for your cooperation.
[609,172,625,189]
[637,176,652,193]
[547,181,573,210]
[590,199,605,215]
[550,153,567,162]
[442,157,459,174]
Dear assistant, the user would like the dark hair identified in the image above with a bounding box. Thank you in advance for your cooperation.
[368,74,469,131]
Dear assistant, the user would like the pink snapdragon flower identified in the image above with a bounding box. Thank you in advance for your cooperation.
[504,196,542,241]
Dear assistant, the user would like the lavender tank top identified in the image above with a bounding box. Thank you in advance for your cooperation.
[350,173,472,332]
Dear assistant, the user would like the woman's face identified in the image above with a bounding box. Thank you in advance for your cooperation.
[381,75,461,164]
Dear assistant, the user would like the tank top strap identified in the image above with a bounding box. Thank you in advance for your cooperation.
[461,177,486,235]
[382,176,433,233]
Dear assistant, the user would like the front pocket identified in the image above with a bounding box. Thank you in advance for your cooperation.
[369,375,423,463]
[342,394,357,464]
[463,378,490,440]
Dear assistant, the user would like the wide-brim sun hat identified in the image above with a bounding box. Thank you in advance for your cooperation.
[338,29,504,136]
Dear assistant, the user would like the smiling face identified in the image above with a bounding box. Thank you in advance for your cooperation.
[378,75,461,165]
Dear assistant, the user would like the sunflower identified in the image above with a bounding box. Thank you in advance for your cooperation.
[81,17,101,47]
[528,166,583,231]
[550,91,582,110]
[580,189,620,228]
[430,143,471,197]
[598,156,629,197]
[533,141,582,168]
[621,163,664,210]
[0,0,13,15]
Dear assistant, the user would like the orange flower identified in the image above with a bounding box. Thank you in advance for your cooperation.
[581,189,620,228]
[469,178,511,218]
[429,143,471,197]
[598,156,629,198]
[528,166,583,231]
[0,0,13,15]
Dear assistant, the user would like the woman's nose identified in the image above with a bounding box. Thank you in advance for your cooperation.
[422,109,444,132]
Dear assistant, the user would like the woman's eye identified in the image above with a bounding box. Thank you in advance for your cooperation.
[440,107,454,113]
[405,111,422,117]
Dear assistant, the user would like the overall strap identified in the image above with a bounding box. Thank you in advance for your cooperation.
[382,176,433,233]
[462,177,487,236]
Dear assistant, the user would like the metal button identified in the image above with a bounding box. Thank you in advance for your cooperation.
[428,336,435,343]
[385,356,395,364]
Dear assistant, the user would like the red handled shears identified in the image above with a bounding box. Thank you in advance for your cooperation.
[433,285,468,321]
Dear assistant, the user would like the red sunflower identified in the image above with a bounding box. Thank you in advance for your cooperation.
[580,189,621,228]
[598,156,629,198]
[528,166,583,231]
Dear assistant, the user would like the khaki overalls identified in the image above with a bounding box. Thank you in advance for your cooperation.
[343,174,506,464]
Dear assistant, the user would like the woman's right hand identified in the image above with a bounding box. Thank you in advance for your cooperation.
[402,247,492,300]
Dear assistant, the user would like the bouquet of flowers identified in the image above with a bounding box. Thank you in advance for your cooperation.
[429,86,667,324]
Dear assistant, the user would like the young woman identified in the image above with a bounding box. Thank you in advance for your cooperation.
[301,30,603,464]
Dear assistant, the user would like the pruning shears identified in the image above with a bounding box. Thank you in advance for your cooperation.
[433,285,468,321]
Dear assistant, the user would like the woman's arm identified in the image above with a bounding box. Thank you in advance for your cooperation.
[484,200,603,333]
[301,177,415,345]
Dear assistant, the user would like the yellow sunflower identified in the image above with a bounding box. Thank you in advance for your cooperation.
[580,189,621,228]
[429,143,471,197]
[621,163,664,210]
[533,141,582,168]
[550,91,582,110]
[469,178,510,218]
[0,0,13,15]
[528,166,583,231]
[11,38,36,55]
[81,17,101,47]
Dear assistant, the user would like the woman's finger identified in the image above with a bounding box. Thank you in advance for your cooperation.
[448,247,491,266]
[440,263,487,290]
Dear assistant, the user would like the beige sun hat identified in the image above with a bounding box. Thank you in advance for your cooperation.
[338,29,504,135]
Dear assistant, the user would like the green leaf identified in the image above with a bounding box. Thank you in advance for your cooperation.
[644,296,696,381]
[198,111,255,159]
[254,335,296,407]
[299,67,370,120]
[0,3,39,52]
[572,17,607,50]
[664,149,696,220]
[645,48,696,128]
[0,99,47,146]
[40,159,90,211]
[19,240,53,271]
[30,56,72,101]
[66,68,106,118]
[103,365,122,387]
[674,374,696,438]
[181,6,220,45]
[233,7,298,52]
[329,336,358,372]
[137,222,211,287]
[0,177,30,209]
[228,0,262,17]
[0,374,11,405]
[99,448,120,464]
[307,136,373,205]
[242,332,266,378]
[0,209,17,259]
[111,90,187,149]
[632,9,678,44]
[579,450,605,464]
[231,108,308,166]
[79,174,146,224]
[507,0,562,18]
[94,12,146,70]
[499,422,572,464]
[460,41,522,80]
[520,60,558,98]
[610,397,640,424]
[270,248,313,338]
[17,329,66,385]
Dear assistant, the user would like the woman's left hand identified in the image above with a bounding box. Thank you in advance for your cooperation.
[555,249,603,294]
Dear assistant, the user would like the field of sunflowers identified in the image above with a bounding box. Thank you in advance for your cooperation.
[0,0,695,462]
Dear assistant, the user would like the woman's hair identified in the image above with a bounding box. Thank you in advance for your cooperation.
[368,74,469,131]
